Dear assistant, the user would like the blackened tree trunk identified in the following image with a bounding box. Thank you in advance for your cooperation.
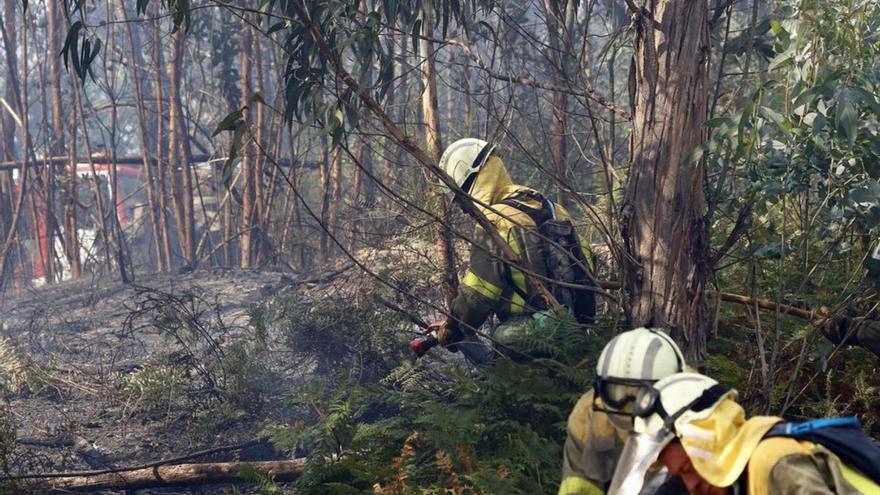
[621,1,711,360]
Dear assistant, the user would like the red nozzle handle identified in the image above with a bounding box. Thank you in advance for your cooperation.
[410,332,439,357]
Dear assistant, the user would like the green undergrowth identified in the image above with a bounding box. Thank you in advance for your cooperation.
[256,292,608,494]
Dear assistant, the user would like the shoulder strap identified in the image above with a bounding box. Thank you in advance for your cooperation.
[765,416,880,483]
[496,191,555,226]
[767,417,859,437]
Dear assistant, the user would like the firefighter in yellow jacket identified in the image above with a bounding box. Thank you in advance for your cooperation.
[609,372,880,495]
[434,138,595,363]
[559,328,688,495]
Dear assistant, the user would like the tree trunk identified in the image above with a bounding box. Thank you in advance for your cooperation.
[319,135,331,258]
[153,8,174,269]
[121,3,165,271]
[46,0,65,282]
[542,0,571,209]
[239,24,255,269]
[621,1,711,360]
[72,84,114,276]
[420,11,459,308]
[65,113,82,277]
[0,9,40,286]
[167,31,194,263]
[322,146,342,261]
[251,28,266,265]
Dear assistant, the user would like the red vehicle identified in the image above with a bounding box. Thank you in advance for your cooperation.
[12,160,147,286]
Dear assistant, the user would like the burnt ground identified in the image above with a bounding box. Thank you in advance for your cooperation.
[0,268,323,494]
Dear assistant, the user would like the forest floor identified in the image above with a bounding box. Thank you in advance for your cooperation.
[0,268,325,494]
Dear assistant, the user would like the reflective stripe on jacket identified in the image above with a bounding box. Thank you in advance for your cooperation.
[449,155,586,336]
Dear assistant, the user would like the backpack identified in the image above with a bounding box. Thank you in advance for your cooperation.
[497,192,596,325]
[764,416,880,483]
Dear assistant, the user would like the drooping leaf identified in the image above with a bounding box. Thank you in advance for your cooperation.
[410,19,422,56]
[835,89,860,148]
[213,108,246,137]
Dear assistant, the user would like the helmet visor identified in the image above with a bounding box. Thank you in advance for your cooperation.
[607,431,674,495]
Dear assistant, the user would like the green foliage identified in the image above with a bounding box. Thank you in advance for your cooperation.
[123,356,187,412]
[251,294,406,385]
[0,337,30,395]
[258,296,607,494]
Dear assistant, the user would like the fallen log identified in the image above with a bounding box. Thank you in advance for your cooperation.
[37,459,306,492]
[597,280,821,322]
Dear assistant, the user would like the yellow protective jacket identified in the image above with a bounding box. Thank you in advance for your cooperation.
[558,389,627,495]
[744,437,878,495]
[446,154,580,338]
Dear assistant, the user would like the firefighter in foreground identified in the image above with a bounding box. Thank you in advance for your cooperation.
[414,138,596,363]
[609,372,880,495]
[559,328,688,495]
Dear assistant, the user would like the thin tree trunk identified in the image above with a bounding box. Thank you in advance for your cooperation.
[47,0,66,281]
[319,134,331,258]
[621,0,711,359]
[167,31,193,263]
[65,112,82,277]
[104,4,131,283]
[173,33,196,265]
[121,3,164,271]
[153,8,174,268]
[239,24,255,268]
[420,11,458,308]
[0,6,33,287]
[72,84,114,276]
[323,146,342,261]
[542,0,570,208]
[251,27,266,265]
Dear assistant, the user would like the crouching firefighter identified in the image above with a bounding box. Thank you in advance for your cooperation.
[559,328,689,495]
[410,138,596,364]
[609,372,880,495]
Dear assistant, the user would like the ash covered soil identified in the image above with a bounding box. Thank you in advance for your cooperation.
[0,268,331,493]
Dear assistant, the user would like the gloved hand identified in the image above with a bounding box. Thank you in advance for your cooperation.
[437,320,463,352]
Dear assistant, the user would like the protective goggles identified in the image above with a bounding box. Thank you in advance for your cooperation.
[633,382,731,425]
[593,377,657,414]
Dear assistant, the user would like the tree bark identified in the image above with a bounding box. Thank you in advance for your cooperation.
[64,112,82,277]
[0,0,25,287]
[167,31,194,263]
[621,0,711,359]
[542,0,571,209]
[121,3,165,271]
[153,7,174,269]
[45,0,65,282]
[420,11,459,308]
[322,146,342,261]
[239,24,255,268]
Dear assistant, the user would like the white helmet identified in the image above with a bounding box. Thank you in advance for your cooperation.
[594,328,686,413]
[632,372,733,435]
[438,138,496,193]
[608,373,734,495]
